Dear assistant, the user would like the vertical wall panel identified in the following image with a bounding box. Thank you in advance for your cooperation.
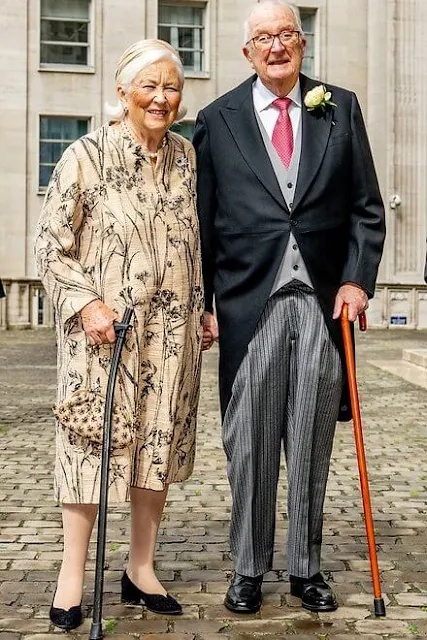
[393,0,427,280]
[0,1,28,278]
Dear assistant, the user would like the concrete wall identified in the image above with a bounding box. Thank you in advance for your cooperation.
[1,0,426,328]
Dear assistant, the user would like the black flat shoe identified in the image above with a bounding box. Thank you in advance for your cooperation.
[224,572,263,614]
[289,572,338,612]
[49,591,82,631]
[121,570,182,615]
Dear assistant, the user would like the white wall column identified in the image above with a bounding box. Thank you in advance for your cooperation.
[0,0,28,279]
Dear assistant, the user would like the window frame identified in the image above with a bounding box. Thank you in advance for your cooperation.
[299,7,319,78]
[299,7,319,79]
[37,115,92,194]
[39,0,95,73]
[157,1,209,78]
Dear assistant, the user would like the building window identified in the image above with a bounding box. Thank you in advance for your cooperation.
[158,3,205,73]
[39,116,89,189]
[300,10,316,77]
[40,0,91,66]
[170,121,195,140]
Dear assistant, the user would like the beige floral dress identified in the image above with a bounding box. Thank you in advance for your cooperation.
[34,124,203,503]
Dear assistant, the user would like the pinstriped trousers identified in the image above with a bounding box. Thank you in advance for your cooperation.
[222,283,342,578]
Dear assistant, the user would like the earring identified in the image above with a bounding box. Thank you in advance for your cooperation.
[122,103,128,115]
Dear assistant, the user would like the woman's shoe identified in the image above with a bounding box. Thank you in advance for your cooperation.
[49,591,82,631]
[121,570,182,615]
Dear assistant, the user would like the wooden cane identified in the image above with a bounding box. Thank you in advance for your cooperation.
[341,304,386,617]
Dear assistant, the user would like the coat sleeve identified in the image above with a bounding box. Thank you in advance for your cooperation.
[34,144,100,325]
[193,111,217,314]
[340,93,386,297]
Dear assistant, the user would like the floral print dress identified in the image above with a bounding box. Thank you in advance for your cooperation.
[35,124,203,503]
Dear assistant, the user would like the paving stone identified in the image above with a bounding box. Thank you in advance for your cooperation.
[2,329,427,637]
[0,623,49,634]
[0,585,47,596]
[343,593,391,607]
[332,636,386,640]
[112,620,168,634]
[385,606,427,620]
[22,637,60,640]
[173,620,227,633]
[306,606,371,621]
[258,606,312,620]
[225,619,296,633]
[130,636,188,640]
[395,593,427,606]
[192,635,231,640]
[355,618,413,635]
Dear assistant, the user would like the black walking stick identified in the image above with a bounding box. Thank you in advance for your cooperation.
[89,307,134,640]
[341,304,386,617]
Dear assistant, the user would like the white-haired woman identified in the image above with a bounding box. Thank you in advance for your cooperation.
[35,39,204,629]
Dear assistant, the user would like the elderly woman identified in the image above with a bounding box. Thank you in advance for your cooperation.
[35,39,204,630]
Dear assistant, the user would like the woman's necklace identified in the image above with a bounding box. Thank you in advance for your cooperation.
[120,118,166,159]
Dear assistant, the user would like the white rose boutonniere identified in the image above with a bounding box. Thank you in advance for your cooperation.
[304,84,336,112]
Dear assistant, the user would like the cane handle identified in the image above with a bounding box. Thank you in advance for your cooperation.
[359,311,367,332]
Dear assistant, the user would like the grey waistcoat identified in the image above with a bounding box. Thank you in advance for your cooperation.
[254,108,313,294]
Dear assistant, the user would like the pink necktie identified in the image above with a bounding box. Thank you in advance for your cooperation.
[271,97,294,168]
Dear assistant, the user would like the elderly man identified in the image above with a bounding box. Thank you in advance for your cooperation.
[194,0,385,614]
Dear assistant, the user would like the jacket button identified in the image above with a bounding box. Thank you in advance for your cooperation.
[290,220,296,226]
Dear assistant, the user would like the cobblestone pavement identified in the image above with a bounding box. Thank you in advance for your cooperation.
[1,327,427,639]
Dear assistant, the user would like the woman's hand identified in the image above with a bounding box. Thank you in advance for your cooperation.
[202,311,219,351]
[80,300,120,345]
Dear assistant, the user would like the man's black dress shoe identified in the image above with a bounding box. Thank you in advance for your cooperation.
[121,570,182,615]
[49,591,82,631]
[224,573,263,613]
[289,572,338,612]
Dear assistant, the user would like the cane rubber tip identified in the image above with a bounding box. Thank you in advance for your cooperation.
[374,597,386,617]
[89,622,104,640]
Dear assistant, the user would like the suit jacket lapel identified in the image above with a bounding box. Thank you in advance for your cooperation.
[292,74,333,212]
[220,76,287,211]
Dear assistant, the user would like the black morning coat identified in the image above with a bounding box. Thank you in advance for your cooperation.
[193,73,386,421]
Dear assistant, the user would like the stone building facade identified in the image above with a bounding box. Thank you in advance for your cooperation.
[0,0,426,328]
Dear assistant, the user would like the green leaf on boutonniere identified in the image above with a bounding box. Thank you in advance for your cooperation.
[304,84,337,113]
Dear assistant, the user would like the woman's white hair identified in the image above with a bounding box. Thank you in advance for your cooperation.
[105,39,187,122]
[243,0,303,45]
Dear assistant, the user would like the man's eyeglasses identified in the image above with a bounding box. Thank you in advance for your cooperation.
[249,30,301,50]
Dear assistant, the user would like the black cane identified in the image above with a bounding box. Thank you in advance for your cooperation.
[89,307,134,640]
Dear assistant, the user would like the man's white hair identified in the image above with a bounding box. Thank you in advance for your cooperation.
[243,0,303,45]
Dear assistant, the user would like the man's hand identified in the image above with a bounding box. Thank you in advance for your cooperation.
[81,300,120,345]
[333,283,368,323]
[202,311,219,351]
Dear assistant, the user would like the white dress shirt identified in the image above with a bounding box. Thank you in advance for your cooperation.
[252,77,302,144]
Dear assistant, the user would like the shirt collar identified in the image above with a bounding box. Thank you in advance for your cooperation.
[253,76,302,113]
